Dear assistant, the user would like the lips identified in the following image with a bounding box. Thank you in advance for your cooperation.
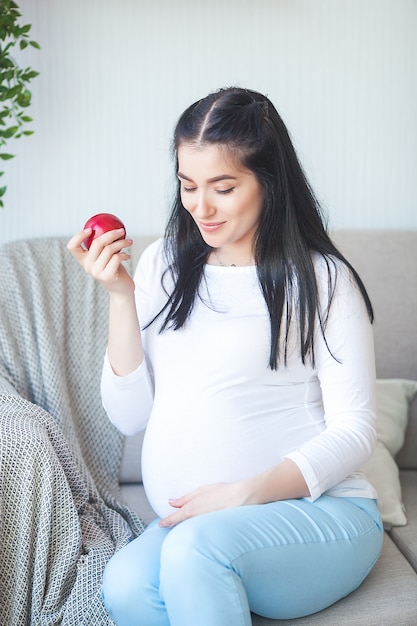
[199,221,226,233]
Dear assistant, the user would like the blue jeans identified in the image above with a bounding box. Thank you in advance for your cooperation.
[101,496,383,626]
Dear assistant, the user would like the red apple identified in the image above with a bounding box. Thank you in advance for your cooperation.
[83,213,126,249]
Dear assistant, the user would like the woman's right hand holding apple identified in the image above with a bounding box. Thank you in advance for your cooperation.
[67,226,134,297]
[67,218,144,377]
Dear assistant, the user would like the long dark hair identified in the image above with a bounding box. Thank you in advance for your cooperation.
[150,87,373,369]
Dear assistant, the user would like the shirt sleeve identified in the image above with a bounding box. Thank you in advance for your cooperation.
[101,352,154,436]
[284,259,377,500]
[100,241,162,436]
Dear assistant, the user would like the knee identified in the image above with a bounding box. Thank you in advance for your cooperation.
[161,518,203,564]
[101,551,128,615]
[158,521,206,603]
[101,547,146,620]
[159,516,225,582]
[159,517,245,612]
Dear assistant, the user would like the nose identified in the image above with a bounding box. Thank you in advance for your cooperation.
[192,191,216,219]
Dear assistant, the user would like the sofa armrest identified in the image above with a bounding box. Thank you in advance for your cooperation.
[120,431,145,483]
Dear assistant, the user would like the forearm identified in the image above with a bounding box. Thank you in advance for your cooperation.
[240,459,310,505]
[159,459,310,527]
[101,354,153,435]
[107,292,144,376]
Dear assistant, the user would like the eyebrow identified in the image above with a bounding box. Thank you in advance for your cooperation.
[177,172,237,184]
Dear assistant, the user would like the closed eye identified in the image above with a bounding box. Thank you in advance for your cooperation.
[217,187,235,195]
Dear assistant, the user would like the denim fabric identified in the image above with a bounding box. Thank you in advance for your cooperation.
[101,496,383,626]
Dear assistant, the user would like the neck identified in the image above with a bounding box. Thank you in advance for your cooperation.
[211,249,254,267]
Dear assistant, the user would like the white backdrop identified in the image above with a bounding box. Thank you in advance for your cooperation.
[1,0,416,246]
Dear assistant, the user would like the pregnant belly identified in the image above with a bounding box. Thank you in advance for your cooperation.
[140,378,320,518]
[141,408,249,518]
[140,404,294,518]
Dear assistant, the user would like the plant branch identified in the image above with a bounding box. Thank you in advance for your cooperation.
[0,0,40,207]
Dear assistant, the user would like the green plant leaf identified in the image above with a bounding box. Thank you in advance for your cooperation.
[0,16,15,29]
[17,89,31,107]
[30,40,41,50]
[22,69,39,81]
[0,185,7,197]
[1,57,15,69]
[5,84,23,98]
[0,125,18,138]
[0,153,15,160]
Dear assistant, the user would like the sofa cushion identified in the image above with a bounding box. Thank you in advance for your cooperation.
[361,379,417,527]
[119,483,156,526]
[331,231,417,385]
[120,431,144,483]
[362,441,406,527]
[390,470,417,573]
[396,396,417,470]
[374,379,417,456]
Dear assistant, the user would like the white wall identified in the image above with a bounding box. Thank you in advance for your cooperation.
[1,0,416,246]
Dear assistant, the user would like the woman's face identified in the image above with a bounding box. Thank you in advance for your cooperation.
[177,143,264,265]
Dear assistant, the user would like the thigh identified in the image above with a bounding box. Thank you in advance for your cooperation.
[101,520,171,626]
[168,496,383,620]
[246,497,383,619]
[103,518,168,588]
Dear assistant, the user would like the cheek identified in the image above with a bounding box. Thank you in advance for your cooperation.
[180,192,191,212]
[181,197,196,219]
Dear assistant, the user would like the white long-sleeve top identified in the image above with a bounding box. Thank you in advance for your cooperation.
[101,238,377,518]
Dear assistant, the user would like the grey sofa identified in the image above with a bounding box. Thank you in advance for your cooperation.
[0,231,415,625]
[120,231,417,625]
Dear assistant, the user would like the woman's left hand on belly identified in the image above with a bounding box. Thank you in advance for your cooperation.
[158,481,245,528]
[158,459,310,527]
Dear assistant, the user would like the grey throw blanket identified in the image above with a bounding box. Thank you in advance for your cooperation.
[0,237,145,625]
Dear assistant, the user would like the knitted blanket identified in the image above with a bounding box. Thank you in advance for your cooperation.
[0,237,145,625]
